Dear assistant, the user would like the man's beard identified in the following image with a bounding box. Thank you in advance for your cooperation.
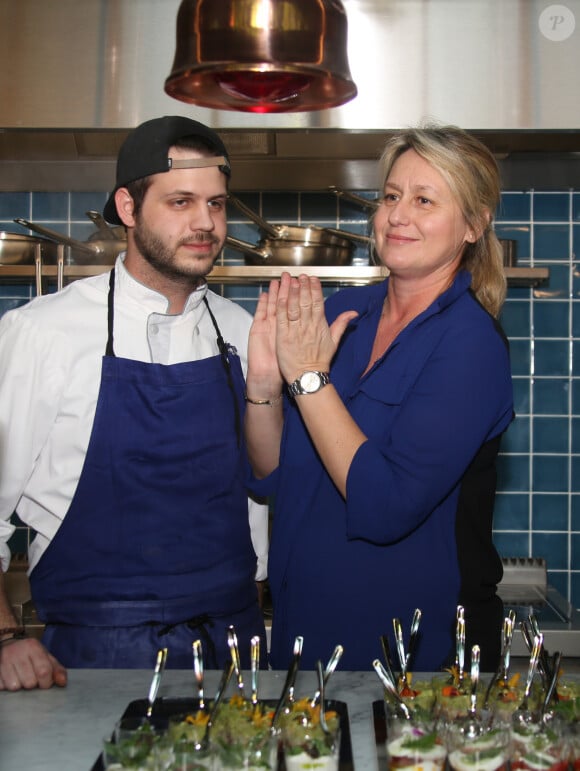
[133,215,221,282]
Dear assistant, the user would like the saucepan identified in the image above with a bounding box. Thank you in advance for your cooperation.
[0,231,60,264]
[226,194,371,266]
[14,214,126,265]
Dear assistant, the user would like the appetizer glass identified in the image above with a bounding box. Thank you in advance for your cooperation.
[432,674,480,721]
[210,696,277,770]
[280,697,341,771]
[102,717,162,770]
[510,719,569,771]
[384,706,446,771]
[446,723,511,771]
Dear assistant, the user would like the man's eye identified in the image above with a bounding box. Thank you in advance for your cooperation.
[209,199,225,211]
[383,193,398,203]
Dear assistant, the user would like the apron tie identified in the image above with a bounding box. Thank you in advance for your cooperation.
[156,613,218,668]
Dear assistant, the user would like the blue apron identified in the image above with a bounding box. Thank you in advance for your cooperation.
[30,269,266,669]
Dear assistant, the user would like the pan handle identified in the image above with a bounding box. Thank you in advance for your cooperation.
[227,195,280,240]
[225,235,270,262]
[14,218,96,256]
[328,186,380,211]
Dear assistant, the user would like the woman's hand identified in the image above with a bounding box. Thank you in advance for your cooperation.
[247,279,284,400]
[276,272,358,384]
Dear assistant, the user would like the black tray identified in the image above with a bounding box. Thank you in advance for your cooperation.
[92,697,353,771]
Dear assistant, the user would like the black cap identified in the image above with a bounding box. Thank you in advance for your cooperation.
[103,116,231,225]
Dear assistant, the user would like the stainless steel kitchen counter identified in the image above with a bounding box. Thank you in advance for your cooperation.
[0,669,382,771]
[1,665,579,770]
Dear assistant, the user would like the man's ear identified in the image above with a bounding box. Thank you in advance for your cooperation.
[114,188,136,228]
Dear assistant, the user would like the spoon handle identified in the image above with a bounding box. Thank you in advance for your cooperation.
[146,647,168,718]
[272,636,303,728]
[310,644,344,707]
[524,633,543,699]
[192,639,205,710]
[380,635,398,689]
[392,618,406,675]
[406,609,422,670]
[203,660,234,746]
[316,660,330,735]
[250,635,260,706]
[372,659,411,720]
[500,611,516,682]
[227,626,245,698]
[455,606,466,685]
[469,645,480,715]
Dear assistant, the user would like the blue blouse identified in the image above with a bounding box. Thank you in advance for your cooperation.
[252,271,514,672]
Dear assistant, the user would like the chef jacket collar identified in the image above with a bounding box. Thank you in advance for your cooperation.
[115,254,209,315]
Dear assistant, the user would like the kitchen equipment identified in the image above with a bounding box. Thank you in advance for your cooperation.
[85,210,127,241]
[226,194,370,265]
[497,557,580,657]
[165,0,357,113]
[0,231,60,264]
[192,639,205,710]
[14,217,126,265]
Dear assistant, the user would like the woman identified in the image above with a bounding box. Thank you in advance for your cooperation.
[245,124,514,672]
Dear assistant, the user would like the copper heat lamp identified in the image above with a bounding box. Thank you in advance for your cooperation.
[164,0,358,113]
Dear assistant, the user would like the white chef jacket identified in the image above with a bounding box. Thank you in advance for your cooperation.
[0,255,268,579]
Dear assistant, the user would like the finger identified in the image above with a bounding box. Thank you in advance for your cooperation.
[276,272,293,331]
[296,274,315,325]
[266,279,279,318]
[329,310,359,346]
[47,655,68,688]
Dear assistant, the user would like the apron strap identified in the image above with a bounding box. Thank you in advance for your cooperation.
[105,272,240,444]
[105,268,116,357]
[203,296,242,447]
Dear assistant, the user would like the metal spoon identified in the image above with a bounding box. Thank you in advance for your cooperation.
[393,618,408,688]
[192,639,205,711]
[316,660,331,737]
[271,635,303,729]
[250,635,260,709]
[406,609,422,674]
[227,625,245,699]
[380,634,398,690]
[455,606,466,690]
[513,633,543,725]
[372,659,412,720]
[146,647,168,719]
[483,611,516,708]
[310,644,344,707]
[199,660,234,750]
[540,650,562,720]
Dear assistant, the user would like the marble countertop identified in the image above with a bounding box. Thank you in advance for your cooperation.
[0,669,383,771]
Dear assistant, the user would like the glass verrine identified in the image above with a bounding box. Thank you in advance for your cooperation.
[446,723,511,771]
[385,706,446,771]
[210,696,277,770]
[280,697,340,771]
[102,717,162,770]
[432,674,477,721]
[510,718,569,771]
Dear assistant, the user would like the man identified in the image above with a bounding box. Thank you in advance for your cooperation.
[0,116,268,690]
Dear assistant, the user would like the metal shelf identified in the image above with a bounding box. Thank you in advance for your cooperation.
[0,264,549,286]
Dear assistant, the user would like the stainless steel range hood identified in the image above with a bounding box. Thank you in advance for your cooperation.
[1,0,580,191]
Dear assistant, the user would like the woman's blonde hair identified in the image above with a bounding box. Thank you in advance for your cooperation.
[377,124,506,318]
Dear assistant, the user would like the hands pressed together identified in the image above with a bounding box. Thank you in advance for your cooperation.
[248,272,357,393]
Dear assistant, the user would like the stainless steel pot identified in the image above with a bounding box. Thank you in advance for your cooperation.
[14,217,126,264]
[0,231,60,264]
[227,194,371,265]
[225,234,356,266]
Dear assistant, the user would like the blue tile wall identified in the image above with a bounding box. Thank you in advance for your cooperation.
[1,187,580,610]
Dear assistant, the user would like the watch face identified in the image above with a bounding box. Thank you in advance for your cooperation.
[300,371,322,393]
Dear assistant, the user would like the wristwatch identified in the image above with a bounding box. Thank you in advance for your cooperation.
[287,370,330,398]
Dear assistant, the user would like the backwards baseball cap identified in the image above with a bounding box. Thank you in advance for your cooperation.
[103,115,231,225]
